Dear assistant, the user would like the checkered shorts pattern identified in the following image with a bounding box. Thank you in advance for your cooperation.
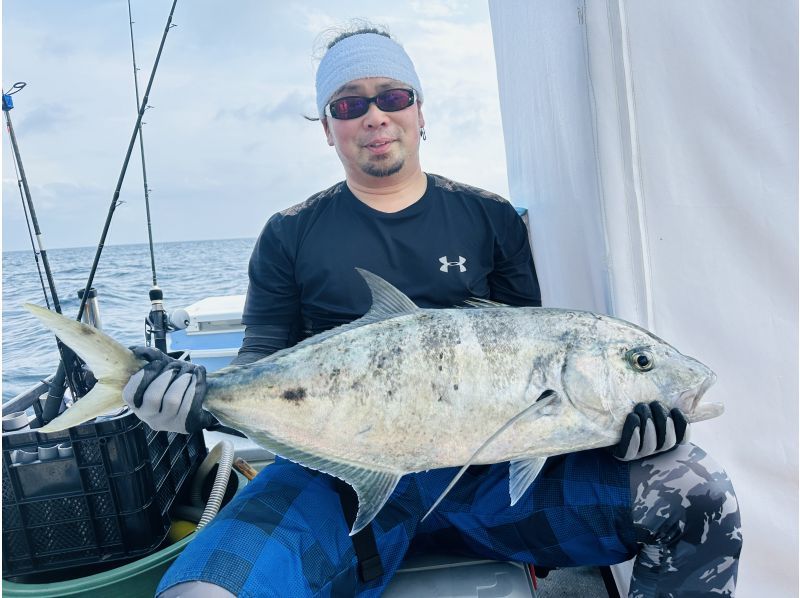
[157,450,635,597]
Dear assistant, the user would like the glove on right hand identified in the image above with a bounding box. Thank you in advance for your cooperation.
[122,346,215,434]
[612,401,689,461]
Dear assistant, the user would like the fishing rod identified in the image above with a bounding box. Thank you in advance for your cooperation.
[4,84,50,310]
[126,0,173,353]
[74,0,179,352]
[127,0,158,288]
[3,84,62,314]
[3,83,87,418]
[34,0,180,424]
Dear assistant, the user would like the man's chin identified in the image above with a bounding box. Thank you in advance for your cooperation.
[361,158,404,178]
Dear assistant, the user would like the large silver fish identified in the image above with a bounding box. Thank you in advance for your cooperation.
[26,270,722,534]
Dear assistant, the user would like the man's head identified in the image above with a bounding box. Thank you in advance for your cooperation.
[315,31,423,119]
[315,29,425,183]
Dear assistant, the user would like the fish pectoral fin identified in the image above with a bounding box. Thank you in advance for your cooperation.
[421,390,560,523]
[509,457,547,506]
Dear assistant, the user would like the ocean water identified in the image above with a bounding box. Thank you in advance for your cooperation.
[2,238,254,402]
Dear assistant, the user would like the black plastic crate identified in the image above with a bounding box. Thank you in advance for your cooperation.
[2,409,207,578]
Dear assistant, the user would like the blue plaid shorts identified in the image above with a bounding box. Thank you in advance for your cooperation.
[158,451,636,597]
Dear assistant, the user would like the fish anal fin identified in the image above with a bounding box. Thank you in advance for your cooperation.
[421,390,560,523]
[509,457,547,506]
[240,428,401,535]
[349,471,402,536]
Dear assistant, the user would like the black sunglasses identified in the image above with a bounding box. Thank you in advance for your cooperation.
[327,88,416,120]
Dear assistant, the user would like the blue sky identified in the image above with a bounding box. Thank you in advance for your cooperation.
[2,1,509,251]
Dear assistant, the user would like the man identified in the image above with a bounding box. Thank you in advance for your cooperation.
[125,26,741,597]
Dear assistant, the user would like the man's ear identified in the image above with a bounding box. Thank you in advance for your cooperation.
[321,117,335,147]
[417,104,425,130]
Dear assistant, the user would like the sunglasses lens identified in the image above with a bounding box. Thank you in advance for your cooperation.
[329,97,369,120]
[328,89,415,120]
[376,89,414,112]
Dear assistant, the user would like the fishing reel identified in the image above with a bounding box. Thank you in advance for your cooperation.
[144,286,190,352]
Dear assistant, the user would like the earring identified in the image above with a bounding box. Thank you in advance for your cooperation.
[420,127,427,141]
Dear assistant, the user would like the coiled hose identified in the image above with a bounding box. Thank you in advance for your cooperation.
[190,440,235,529]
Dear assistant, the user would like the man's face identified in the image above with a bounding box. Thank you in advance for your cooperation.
[322,77,425,182]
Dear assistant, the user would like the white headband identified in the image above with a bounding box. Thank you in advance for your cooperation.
[315,33,423,118]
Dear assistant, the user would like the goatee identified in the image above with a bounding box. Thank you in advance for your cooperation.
[362,159,404,178]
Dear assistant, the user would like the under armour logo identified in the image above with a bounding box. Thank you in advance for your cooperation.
[439,256,467,273]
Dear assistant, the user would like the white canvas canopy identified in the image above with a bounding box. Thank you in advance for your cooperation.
[488,1,798,595]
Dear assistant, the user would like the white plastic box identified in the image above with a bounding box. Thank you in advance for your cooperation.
[167,295,246,372]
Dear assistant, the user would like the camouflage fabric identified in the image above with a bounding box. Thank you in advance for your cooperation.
[628,443,742,597]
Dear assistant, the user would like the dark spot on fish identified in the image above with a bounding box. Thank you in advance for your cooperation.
[282,387,306,403]
[330,368,341,378]
[392,346,402,355]
[438,395,444,402]
[438,365,443,371]
[453,384,459,391]
[387,390,393,397]
[219,392,234,403]
[439,352,443,359]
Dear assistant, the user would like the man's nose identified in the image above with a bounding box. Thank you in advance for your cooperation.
[362,102,388,128]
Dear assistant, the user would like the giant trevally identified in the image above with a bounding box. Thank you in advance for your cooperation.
[25,269,722,535]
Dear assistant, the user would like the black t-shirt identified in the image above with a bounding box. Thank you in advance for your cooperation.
[242,173,541,340]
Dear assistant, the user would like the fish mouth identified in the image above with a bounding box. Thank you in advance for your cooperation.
[678,372,723,423]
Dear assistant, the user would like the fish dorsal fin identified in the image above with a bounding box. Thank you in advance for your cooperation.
[462,297,509,308]
[355,268,420,319]
[421,390,560,523]
[509,457,547,506]
[263,269,420,361]
[240,427,401,536]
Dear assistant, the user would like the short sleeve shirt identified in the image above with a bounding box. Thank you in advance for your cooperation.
[242,173,541,337]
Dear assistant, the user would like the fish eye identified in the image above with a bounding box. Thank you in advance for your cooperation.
[627,349,655,372]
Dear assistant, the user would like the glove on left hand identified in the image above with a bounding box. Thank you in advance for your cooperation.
[613,401,689,461]
[123,346,215,434]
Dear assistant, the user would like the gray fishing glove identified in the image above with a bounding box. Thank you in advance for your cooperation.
[122,346,215,434]
[613,401,689,461]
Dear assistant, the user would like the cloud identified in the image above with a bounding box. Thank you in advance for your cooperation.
[40,37,77,58]
[15,103,73,136]
[2,1,511,250]
[216,90,315,123]
[409,0,467,19]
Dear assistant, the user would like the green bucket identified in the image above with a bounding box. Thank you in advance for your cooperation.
[3,472,247,597]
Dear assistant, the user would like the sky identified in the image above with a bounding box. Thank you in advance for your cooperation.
[2,0,510,251]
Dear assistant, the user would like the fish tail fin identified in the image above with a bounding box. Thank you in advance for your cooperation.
[24,303,144,433]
